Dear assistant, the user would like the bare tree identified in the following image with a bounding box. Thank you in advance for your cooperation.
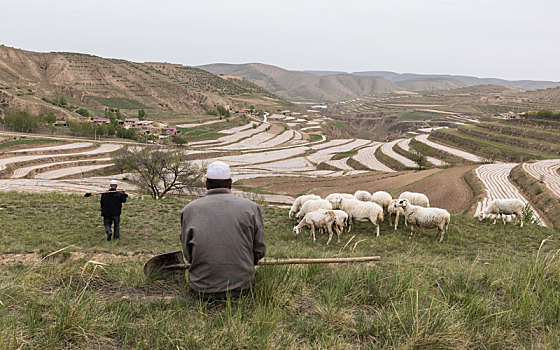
[113,147,205,199]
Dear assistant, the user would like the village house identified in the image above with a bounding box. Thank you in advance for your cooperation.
[124,118,140,127]
[92,118,110,125]
[162,126,181,135]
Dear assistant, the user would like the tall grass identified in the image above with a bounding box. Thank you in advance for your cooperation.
[0,192,559,348]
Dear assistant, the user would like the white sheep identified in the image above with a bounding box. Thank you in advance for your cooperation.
[318,208,348,241]
[333,197,384,237]
[296,199,332,221]
[325,193,357,205]
[396,198,450,242]
[399,191,430,208]
[370,191,392,211]
[387,199,405,230]
[477,199,525,227]
[293,210,337,244]
[289,194,321,219]
[354,190,372,201]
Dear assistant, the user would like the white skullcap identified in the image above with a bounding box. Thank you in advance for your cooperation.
[110,180,118,185]
[207,161,231,180]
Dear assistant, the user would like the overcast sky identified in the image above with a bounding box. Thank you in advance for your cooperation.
[1,0,559,81]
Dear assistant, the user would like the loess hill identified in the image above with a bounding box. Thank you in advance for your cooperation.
[0,45,288,120]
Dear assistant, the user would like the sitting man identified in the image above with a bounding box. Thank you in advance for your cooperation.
[180,161,266,299]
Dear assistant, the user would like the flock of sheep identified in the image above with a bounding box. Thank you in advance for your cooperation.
[289,190,526,244]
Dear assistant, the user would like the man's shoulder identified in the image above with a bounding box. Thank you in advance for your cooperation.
[182,194,259,211]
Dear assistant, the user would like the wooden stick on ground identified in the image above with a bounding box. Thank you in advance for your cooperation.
[259,256,381,265]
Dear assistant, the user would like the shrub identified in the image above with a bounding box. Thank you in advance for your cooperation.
[76,108,90,117]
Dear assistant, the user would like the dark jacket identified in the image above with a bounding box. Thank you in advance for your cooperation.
[100,188,128,217]
[180,188,266,294]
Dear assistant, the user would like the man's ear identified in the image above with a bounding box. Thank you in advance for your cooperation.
[205,179,210,190]
[228,179,232,189]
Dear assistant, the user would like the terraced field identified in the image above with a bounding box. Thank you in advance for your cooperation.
[474,163,544,225]
[1,111,557,226]
[523,160,560,198]
[415,134,483,162]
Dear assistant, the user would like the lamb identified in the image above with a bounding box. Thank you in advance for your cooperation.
[296,199,332,221]
[477,199,525,227]
[370,191,392,211]
[398,191,430,208]
[387,199,405,230]
[289,194,322,219]
[396,198,450,242]
[354,190,372,201]
[317,208,349,241]
[333,197,384,237]
[293,210,338,244]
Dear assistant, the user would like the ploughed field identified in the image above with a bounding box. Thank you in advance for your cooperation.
[0,192,559,349]
[1,111,560,224]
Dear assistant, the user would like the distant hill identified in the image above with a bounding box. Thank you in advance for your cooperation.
[199,63,398,102]
[348,71,560,91]
[0,46,287,120]
[199,63,560,103]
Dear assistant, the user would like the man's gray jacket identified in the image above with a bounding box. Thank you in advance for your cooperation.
[180,188,266,294]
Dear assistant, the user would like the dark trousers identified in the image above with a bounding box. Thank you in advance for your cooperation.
[103,215,120,239]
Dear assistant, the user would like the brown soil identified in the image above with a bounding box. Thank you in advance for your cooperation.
[242,169,441,198]
[402,165,478,213]
[241,165,477,213]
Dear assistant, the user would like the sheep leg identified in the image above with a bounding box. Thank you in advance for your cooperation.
[334,224,342,243]
[394,212,399,231]
[326,225,334,245]
[502,214,507,225]
[375,224,380,237]
[348,217,353,232]
[438,227,445,243]
[518,212,524,228]
[409,225,414,239]
[310,224,316,242]
[492,215,497,225]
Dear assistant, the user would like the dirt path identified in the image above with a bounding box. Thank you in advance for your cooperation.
[523,160,560,198]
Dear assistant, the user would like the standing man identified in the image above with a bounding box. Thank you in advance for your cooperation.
[101,180,128,241]
[180,161,266,299]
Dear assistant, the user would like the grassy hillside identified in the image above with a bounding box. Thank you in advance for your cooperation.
[1,192,559,349]
[0,46,288,122]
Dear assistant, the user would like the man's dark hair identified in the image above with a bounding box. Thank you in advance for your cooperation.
[207,178,232,189]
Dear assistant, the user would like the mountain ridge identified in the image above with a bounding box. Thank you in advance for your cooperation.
[200,63,560,103]
[0,46,287,120]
